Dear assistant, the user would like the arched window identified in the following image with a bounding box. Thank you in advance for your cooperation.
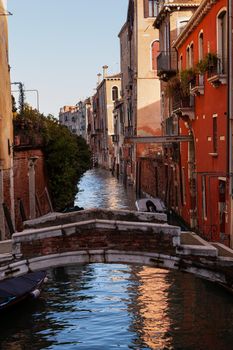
[151,40,159,70]
[190,43,194,67]
[198,32,204,85]
[186,46,190,68]
[179,54,183,72]
[217,9,227,74]
[112,86,119,101]
[198,31,204,61]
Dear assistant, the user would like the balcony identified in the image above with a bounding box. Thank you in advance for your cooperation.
[157,51,177,81]
[172,91,195,120]
[207,57,227,87]
[190,74,204,96]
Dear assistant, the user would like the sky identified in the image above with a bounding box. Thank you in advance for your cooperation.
[8,0,128,117]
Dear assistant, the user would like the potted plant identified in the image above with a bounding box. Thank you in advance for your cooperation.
[196,53,218,75]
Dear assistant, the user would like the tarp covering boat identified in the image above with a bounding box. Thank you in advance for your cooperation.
[0,271,46,311]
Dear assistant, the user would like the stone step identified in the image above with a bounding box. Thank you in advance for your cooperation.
[0,240,12,254]
[179,232,218,257]
[210,242,233,259]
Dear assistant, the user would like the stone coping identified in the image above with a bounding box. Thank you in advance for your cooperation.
[211,243,233,261]
[0,240,12,254]
[23,208,168,229]
[178,232,218,257]
[13,219,180,242]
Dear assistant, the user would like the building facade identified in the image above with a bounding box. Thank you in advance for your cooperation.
[117,0,161,187]
[0,0,14,239]
[95,68,121,169]
[59,106,80,135]
[173,0,228,243]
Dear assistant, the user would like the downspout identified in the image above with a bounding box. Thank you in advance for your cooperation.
[228,0,233,246]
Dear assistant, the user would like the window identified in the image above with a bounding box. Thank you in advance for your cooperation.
[179,54,183,71]
[144,0,158,18]
[186,46,190,68]
[151,40,159,70]
[198,32,204,85]
[190,43,194,67]
[198,32,204,61]
[112,86,119,101]
[202,176,207,220]
[217,9,227,74]
[177,18,190,36]
[213,114,218,153]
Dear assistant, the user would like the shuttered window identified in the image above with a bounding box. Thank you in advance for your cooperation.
[144,0,158,18]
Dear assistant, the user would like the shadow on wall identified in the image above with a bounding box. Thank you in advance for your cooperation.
[137,100,161,136]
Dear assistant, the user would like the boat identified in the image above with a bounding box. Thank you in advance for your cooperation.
[135,197,167,213]
[0,270,47,312]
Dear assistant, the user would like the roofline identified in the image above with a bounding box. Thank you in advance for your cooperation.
[153,3,200,29]
[118,22,128,38]
[173,0,216,48]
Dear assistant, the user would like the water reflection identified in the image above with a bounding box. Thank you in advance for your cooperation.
[75,168,136,210]
[0,265,233,349]
[1,169,233,349]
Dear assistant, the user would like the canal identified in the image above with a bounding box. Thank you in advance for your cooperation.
[1,168,233,349]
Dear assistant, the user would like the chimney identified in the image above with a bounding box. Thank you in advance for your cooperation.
[97,73,102,86]
[102,65,109,79]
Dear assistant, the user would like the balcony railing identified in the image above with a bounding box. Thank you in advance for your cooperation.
[157,51,177,80]
[190,74,204,96]
[207,57,227,86]
[172,91,195,120]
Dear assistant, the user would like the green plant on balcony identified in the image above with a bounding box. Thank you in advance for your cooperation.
[180,68,196,95]
[165,75,181,97]
[196,52,218,75]
[165,67,196,98]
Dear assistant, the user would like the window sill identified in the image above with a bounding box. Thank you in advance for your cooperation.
[208,152,218,157]
[207,74,227,87]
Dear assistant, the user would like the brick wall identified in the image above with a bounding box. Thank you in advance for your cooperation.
[19,227,177,259]
[139,156,182,213]
[14,147,51,231]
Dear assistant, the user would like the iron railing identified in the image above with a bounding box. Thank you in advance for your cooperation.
[207,57,227,78]
[172,91,195,112]
[157,51,177,75]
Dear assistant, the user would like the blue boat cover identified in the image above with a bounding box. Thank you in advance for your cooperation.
[0,271,46,298]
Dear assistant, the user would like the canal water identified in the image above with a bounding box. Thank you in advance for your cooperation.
[1,169,233,350]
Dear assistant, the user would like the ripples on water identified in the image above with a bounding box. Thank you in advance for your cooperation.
[0,264,233,350]
[75,168,136,210]
[1,169,233,349]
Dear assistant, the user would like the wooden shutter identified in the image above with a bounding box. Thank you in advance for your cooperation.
[144,0,149,18]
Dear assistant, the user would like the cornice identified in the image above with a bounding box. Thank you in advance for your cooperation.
[154,3,200,28]
[173,0,218,48]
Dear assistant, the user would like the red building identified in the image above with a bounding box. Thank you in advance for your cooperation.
[173,0,228,243]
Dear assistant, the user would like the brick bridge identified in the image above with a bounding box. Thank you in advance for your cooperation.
[1,208,233,292]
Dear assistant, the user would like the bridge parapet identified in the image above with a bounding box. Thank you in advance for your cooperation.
[12,219,180,260]
[1,209,233,293]
[23,208,167,230]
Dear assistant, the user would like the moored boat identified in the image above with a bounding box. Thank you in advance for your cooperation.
[135,197,167,213]
[0,271,47,312]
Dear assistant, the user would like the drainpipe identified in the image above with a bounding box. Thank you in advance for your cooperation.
[0,160,5,240]
[228,0,233,247]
